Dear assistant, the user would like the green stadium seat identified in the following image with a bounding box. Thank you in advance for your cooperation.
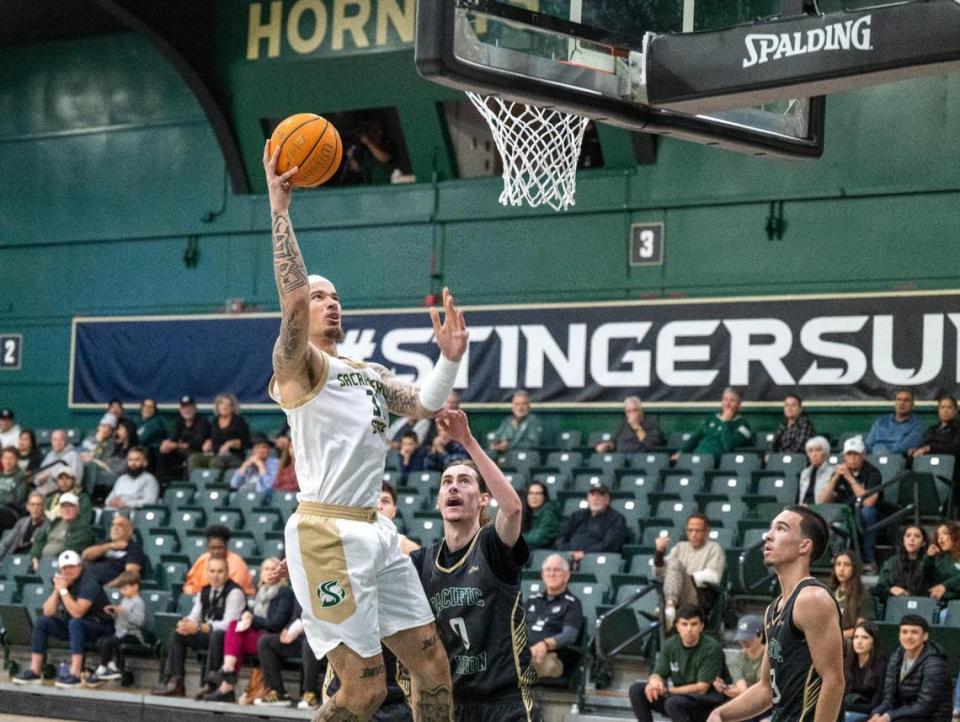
[144,530,182,567]
[562,496,589,517]
[586,432,614,449]
[409,513,444,545]
[719,452,761,474]
[571,471,612,493]
[260,534,286,560]
[35,556,60,584]
[912,454,955,482]
[158,558,190,590]
[707,527,737,548]
[654,500,698,529]
[169,507,206,535]
[272,491,299,517]
[247,508,285,546]
[568,580,607,606]
[64,428,83,447]
[380,470,402,487]
[579,553,623,586]
[587,452,628,474]
[656,473,704,503]
[407,471,442,492]
[883,596,938,624]
[189,468,223,487]
[764,453,805,478]
[531,470,570,493]
[0,554,32,580]
[630,452,671,476]
[867,453,905,482]
[667,431,695,450]
[545,451,584,474]
[703,499,746,529]
[527,548,555,572]
[616,473,657,497]
[943,600,960,627]
[704,472,751,500]
[184,530,209,558]
[234,490,264,516]
[163,484,195,508]
[674,453,716,474]
[228,532,258,557]
[557,431,582,450]
[611,497,649,527]
[0,579,16,604]
[385,450,401,471]
[396,488,428,528]
[19,581,47,619]
[755,432,776,451]
[504,450,541,473]
[35,429,52,446]
[640,523,675,548]
[503,470,530,492]
[208,509,244,530]
[132,505,169,529]
[627,554,656,579]
[176,593,195,615]
[751,473,799,506]
[198,485,230,512]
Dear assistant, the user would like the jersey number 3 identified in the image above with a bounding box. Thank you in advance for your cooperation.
[770,668,782,704]
[365,389,387,436]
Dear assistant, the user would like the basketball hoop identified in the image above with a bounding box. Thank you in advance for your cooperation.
[467,92,589,212]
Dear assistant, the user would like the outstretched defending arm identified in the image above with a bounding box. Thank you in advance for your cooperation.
[264,141,311,399]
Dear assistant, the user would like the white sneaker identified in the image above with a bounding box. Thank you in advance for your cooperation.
[664,604,676,630]
[107,662,120,673]
[95,665,108,676]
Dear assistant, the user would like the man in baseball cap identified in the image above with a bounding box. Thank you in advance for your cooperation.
[555,482,628,565]
[157,394,212,482]
[30,491,95,572]
[712,615,768,710]
[13,546,114,688]
[0,408,19,448]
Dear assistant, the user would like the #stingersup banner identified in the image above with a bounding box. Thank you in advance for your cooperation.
[70,290,960,409]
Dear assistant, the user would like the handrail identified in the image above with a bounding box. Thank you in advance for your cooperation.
[853,470,927,533]
[594,581,663,662]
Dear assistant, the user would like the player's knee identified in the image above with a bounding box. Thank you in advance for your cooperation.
[339,677,387,714]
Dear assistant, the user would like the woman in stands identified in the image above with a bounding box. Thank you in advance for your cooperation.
[17,429,42,473]
[874,525,931,602]
[927,521,960,606]
[830,550,875,640]
[203,557,296,703]
[842,621,886,722]
[189,392,251,475]
[272,442,298,493]
[521,480,562,549]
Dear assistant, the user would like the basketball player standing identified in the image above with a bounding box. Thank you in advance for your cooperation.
[265,143,465,722]
[707,506,844,722]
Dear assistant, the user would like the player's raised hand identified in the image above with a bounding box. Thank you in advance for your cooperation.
[430,287,469,362]
[435,408,472,446]
[263,140,299,211]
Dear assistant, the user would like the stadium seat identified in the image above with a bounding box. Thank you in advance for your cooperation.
[616,473,657,496]
[654,500,698,530]
[706,527,737,548]
[408,471,441,491]
[667,431,695,450]
[630,452,671,476]
[0,579,16,604]
[35,557,59,584]
[943,599,960,626]
[545,451,584,474]
[587,452,628,474]
[627,554,656,579]
[132,506,169,531]
[867,453,905,482]
[158,559,190,590]
[380,470,402,487]
[35,428,52,446]
[189,468,223,488]
[764,453,805,478]
[703,499,746,529]
[247,508,284,546]
[198,486,230,512]
[183,530,210,558]
[503,450,541,473]
[570,471,611,493]
[640,523,675,548]
[750,473,799,506]
[385,450,401,470]
[704,472,750,500]
[527,548,555,572]
[395,488,427,527]
[656,473,704,503]
[169,507,206,535]
[557,430,582,450]
[162,484,195,508]
[562,497,588,518]
[718,452,761,474]
[531,471,570,493]
[228,532,258,557]
[568,581,606,606]
[409,513,444,545]
[610,498,649,527]
[208,509,244,530]
[144,530,182,567]
[272,491,299,518]
[883,596,938,624]
[234,490,264,516]
[586,432,614,449]
[64,428,83,447]
[755,432,776,451]
[579,553,622,586]
[912,454,955,482]
[502,470,529,492]
[0,554,33,581]
[142,590,176,633]
[260,535,286,559]
[19,581,47,619]
[674,453,716,475]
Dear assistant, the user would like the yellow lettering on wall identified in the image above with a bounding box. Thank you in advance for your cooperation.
[332,0,371,50]
[376,0,413,45]
[247,1,283,60]
[287,0,328,54]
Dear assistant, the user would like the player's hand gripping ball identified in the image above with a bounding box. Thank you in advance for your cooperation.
[269,113,343,188]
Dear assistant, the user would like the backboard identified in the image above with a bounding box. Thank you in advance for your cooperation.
[416,0,825,159]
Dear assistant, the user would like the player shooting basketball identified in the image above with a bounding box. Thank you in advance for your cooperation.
[264,141,466,722]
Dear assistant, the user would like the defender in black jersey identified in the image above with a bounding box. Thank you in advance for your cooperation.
[410,408,541,722]
[707,506,844,722]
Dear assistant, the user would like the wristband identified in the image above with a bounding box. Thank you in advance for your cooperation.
[58,588,68,597]
[418,355,460,411]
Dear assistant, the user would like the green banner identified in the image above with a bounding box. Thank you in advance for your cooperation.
[245,0,414,61]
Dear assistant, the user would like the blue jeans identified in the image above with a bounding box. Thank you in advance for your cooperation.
[31,615,114,656]
[858,504,880,564]
[845,713,869,722]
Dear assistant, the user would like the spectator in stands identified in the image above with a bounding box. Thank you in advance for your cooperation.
[12,549,115,688]
[844,622,887,722]
[272,442,299,493]
[673,388,753,459]
[378,482,420,555]
[555,484,628,563]
[798,436,835,505]
[425,426,467,471]
[104,446,159,510]
[81,514,145,585]
[831,551,875,640]
[45,468,93,525]
[17,429,42,473]
[190,392,250,475]
[108,399,139,443]
[868,614,951,722]
[490,390,543,454]
[397,430,428,483]
[152,555,247,698]
[0,445,29,530]
[0,408,20,448]
[34,429,81,496]
[865,388,926,455]
[183,524,255,596]
[521,480,562,550]
[203,557,296,702]
[0,492,47,563]
[713,615,768,720]
[628,605,725,722]
[654,512,725,629]
[912,393,960,458]
[387,413,435,450]
[770,394,815,453]
[273,420,290,454]
[818,436,883,571]
[874,525,931,603]
[926,522,960,604]
[157,395,211,482]
[135,397,166,451]
[87,571,146,685]
[107,421,138,477]
[228,433,279,496]
[525,553,583,679]
[595,396,663,454]
[80,413,117,459]
[31,492,95,568]
[254,597,326,708]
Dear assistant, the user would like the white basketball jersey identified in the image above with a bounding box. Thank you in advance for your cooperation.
[270,353,389,508]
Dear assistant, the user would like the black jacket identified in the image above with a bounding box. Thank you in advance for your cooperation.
[556,506,628,553]
[251,585,296,633]
[872,640,952,722]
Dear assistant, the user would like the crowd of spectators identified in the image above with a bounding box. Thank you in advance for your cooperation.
[0,383,959,718]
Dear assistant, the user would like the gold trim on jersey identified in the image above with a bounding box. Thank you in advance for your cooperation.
[509,589,536,721]
[338,356,369,369]
[267,351,330,410]
[298,500,378,523]
[296,513,357,625]
[799,664,821,722]
[433,528,482,574]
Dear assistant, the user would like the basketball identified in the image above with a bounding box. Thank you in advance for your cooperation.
[269,113,343,188]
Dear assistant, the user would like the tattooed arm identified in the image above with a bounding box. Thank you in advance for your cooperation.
[369,363,432,419]
[264,141,311,397]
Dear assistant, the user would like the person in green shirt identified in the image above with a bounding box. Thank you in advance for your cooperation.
[0,445,30,530]
[713,615,770,722]
[628,605,726,722]
[673,388,753,458]
[490,390,543,454]
[136,398,167,449]
[30,493,95,568]
[927,522,960,605]
[521,481,562,549]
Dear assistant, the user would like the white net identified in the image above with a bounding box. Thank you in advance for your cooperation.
[467,92,589,212]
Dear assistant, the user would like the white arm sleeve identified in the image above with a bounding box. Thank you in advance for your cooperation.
[417,355,460,412]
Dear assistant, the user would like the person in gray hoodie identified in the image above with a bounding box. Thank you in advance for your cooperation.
[87,571,145,685]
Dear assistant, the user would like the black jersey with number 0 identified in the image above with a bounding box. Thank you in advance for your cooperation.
[414,526,537,707]
[764,577,841,722]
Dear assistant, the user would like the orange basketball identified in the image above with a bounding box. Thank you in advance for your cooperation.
[269,113,343,188]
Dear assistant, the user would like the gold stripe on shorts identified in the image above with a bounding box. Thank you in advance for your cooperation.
[297,513,359,624]
[297,500,378,522]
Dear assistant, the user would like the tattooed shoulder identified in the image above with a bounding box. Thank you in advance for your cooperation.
[369,363,425,418]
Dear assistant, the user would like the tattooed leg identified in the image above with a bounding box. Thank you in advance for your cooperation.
[316,645,387,722]
[383,623,453,722]
[313,695,362,722]
[413,683,453,722]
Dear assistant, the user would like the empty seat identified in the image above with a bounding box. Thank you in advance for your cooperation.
[654,500,699,530]
[611,497,649,525]
[883,596,938,624]
[260,535,286,559]
[718,452,761,474]
[752,474,799,506]
[640,523,675,548]
[163,484,195,508]
[630,452,671,476]
[706,527,737,548]
[189,468,223,487]
[20,581,48,619]
[674,453,715,474]
[545,451,584,473]
[158,559,190,590]
[571,471,611,493]
[144,530,182,566]
[503,450,541,473]
[616,473,658,497]
[587,452,627,472]
[627,554,656,579]
[197,485,230,511]
[169,507,206,535]
[667,431,695,451]
[410,513,444,545]
[579,553,623,586]
[0,554,33,580]
[658,473,704,502]
[228,533,258,557]
[208,509,244,530]
[562,497,589,517]
[912,454,955,482]
[765,453,805,477]
[867,453,905,482]
[531,471,570,493]
[703,499,746,529]
[557,431,582,450]
[586,432,614,449]
[705,473,750,499]
[132,506,170,532]
[234,490,265,515]
[502,470,530,492]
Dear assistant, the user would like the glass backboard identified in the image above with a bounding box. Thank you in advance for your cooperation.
[416,0,825,158]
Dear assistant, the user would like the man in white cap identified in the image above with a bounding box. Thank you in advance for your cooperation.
[12,548,114,687]
[30,492,95,571]
[0,408,20,448]
[34,430,82,497]
[817,435,883,571]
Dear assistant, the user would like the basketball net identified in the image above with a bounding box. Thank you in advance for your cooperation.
[467,92,589,212]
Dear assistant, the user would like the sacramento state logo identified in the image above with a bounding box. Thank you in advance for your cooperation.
[317,580,347,608]
[767,637,784,663]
